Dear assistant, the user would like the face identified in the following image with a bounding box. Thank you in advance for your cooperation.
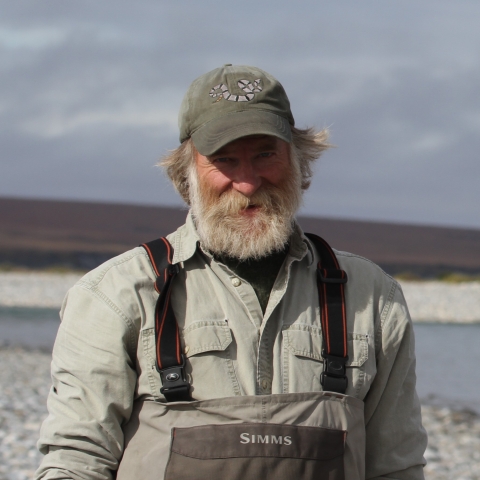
[190,135,303,259]
[194,135,292,211]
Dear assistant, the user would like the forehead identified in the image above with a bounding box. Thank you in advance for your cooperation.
[211,135,282,155]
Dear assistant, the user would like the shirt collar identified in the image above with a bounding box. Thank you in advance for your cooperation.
[171,212,201,264]
[171,211,313,266]
[290,222,314,266]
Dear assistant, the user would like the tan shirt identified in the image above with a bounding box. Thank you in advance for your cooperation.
[36,213,427,480]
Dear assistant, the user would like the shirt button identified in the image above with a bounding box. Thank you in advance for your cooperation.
[261,379,270,390]
[231,277,241,287]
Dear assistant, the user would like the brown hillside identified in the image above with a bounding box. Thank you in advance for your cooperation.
[1,197,479,275]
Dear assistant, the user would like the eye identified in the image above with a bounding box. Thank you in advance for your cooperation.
[214,157,231,163]
[210,157,237,169]
[258,152,274,158]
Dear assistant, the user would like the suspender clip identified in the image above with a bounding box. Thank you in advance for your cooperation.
[321,351,349,394]
[159,354,191,401]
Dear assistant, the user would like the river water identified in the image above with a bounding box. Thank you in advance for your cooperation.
[1,307,479,412]
[414,323,480,413]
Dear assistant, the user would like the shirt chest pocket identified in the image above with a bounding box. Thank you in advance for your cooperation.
[182,320,241,399]
[141,320,239,401]
[282,325,369,398]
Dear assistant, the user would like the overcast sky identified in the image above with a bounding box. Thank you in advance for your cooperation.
[1,1,479,229]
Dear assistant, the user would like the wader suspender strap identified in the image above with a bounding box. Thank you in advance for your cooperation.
[142,233,348,400]
[141,238,191,402]
[305,233,349,394]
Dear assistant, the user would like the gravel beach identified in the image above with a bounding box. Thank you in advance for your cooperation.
[1,273,480,479]
[0,345,479,480]
[0,273,82,309]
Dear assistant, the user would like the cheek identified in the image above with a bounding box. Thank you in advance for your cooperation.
[195,153,232,195]
[199,170,232,196]
[262,161,292,186]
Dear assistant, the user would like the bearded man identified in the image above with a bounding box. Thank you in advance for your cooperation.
[36,65,427,480]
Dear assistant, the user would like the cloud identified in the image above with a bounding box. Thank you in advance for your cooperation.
[1,0,479,229]
[410,133,457,154]
[20,106,179,139]
[0,26,67,49]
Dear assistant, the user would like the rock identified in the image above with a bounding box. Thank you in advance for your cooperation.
[0,272,82,308]
[1,346,479,479]
[399,281,480,323]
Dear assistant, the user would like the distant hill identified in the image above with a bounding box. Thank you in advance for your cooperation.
[1,196,479,277]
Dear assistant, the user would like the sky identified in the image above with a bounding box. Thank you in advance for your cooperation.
[1,0,479,229]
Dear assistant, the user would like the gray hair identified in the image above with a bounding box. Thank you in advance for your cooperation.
[159,126,332,205]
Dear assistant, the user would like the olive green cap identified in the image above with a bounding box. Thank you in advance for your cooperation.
[179,64,295,155]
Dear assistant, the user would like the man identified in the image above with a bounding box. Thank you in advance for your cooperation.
[36,64,427,479]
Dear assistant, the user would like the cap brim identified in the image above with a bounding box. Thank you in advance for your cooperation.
[191,110,292,156]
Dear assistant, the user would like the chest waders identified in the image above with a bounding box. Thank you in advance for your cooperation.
[116,235,366,480]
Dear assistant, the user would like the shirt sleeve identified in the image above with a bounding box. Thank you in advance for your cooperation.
[363,282,428,479]
[35,283,138,480]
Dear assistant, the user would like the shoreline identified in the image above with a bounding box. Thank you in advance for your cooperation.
[1,272,479,323]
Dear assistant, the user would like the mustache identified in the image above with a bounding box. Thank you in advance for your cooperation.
[204,184,284,217]
[221,190,272,211]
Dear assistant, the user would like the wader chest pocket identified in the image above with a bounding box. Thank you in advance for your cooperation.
[164,423,346,480]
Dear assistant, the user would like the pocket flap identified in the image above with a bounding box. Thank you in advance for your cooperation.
[183,320,232,357]
[283,325,368,367]
[347,333,368,367]
[165,423,346,479]
[283,325,323,361]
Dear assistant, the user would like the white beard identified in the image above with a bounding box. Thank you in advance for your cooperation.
[188,161,303,260]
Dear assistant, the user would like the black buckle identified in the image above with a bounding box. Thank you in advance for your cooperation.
[168,263,180,276]
[321,351,348,394]
[317,267,348,284]
[158,354,190,396]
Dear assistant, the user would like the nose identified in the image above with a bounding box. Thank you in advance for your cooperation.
[232,160,262,197]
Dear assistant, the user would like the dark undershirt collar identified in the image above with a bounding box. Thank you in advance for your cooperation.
[214,245,289,314]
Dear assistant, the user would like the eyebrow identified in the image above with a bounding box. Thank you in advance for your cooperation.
[212,138,278,156]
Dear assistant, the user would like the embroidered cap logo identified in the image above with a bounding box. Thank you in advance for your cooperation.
[209,79,262,103]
